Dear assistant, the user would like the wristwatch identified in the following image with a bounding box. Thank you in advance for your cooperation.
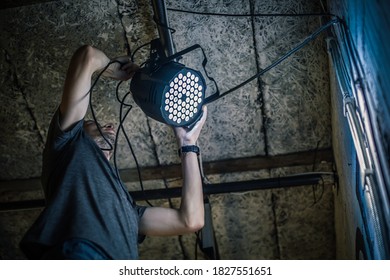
[178,145,200,157]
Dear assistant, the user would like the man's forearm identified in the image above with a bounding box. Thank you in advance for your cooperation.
[179,152,204,230]
[60,45,110,130]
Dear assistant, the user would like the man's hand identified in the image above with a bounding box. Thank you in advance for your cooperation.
[102,57,139,81]
[174,106,208,147]
[60,46,140,131]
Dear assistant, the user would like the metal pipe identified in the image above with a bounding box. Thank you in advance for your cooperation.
[151,0,176,57]
[344,100,372,173]
[327,24,390,258]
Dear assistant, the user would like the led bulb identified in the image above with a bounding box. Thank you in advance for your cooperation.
[132,62,206,127]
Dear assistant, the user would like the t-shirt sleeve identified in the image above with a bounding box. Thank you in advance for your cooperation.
[135,205,148,244]
[41,108,84,198]
[45,108,84,151]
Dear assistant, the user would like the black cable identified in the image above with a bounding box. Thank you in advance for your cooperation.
[115,80,132,106]
[153,15,176,34]
[89,7,341,211]
[310,176,325,206]
[89,70,153,206]
[87,61,154,207]
[112,87,137,205]
[131,41,152,62]
[113,80,131,181]
[88,60,123,151]
[167,8,337,18]
[86,57,159,206]
[115,81,154,207]
[133,13,339,106]
[195,231,201,260]
[204,18,339,104]
[317,176,325,202]
[112,1,156,205]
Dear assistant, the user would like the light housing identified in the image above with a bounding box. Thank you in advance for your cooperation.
[131,61,206,127]
[130,0,218,127]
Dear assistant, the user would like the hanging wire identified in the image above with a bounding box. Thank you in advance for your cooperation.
[114,80,154,207]
[88,60,123,152]
[167,8,337,18]
[86,5,341,210]
[205,18,340,104]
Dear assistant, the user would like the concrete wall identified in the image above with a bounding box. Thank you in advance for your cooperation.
[0,0,335,260]
[328,0,390,259]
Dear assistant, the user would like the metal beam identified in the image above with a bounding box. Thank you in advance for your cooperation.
[0,173,328,212]
[0,148,333,192]
[0,0,57,9]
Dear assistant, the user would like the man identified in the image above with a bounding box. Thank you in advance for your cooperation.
[20,45,207,259]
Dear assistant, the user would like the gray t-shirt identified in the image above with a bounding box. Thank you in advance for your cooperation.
[20,110,146,259]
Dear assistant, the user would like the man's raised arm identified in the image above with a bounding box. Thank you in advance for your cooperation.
[59,45,137,131]
[139,107,208,236]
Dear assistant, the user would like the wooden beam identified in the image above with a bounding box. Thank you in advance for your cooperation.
[120,148,333,181]
[0,177,42,192]
[0,0,57,10]
[0,173,325,211]
[0,148,333,192]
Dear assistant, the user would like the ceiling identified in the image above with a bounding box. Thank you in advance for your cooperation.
[0,0,336,259]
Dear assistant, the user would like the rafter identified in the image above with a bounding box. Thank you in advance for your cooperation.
[0,148,333,192]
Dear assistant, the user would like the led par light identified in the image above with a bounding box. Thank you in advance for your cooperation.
[130,1,218,127]
[131,61,206,127]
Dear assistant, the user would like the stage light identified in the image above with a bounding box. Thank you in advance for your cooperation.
[130,59,206,127]
[130,0,218,127]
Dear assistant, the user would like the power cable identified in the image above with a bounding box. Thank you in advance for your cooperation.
[205,18,339,103]
[87,7,341,210]
[167,8,337,18]
[114,80,154,207]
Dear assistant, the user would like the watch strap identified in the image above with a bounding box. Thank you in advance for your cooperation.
[178,145,200,157]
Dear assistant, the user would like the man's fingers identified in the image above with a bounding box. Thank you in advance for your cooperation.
[200,106,207,124]
[121,63,140,76]
[190,106,208,132]
[121,62,138,70]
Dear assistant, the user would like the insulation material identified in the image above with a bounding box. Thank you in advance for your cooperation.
[0,47,44,179]
[163,0,265,164]
[0,0,335,260]
[252,0,331,155]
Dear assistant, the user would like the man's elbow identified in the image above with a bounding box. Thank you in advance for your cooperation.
[185,217,204,233]
[71,45,97,69]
